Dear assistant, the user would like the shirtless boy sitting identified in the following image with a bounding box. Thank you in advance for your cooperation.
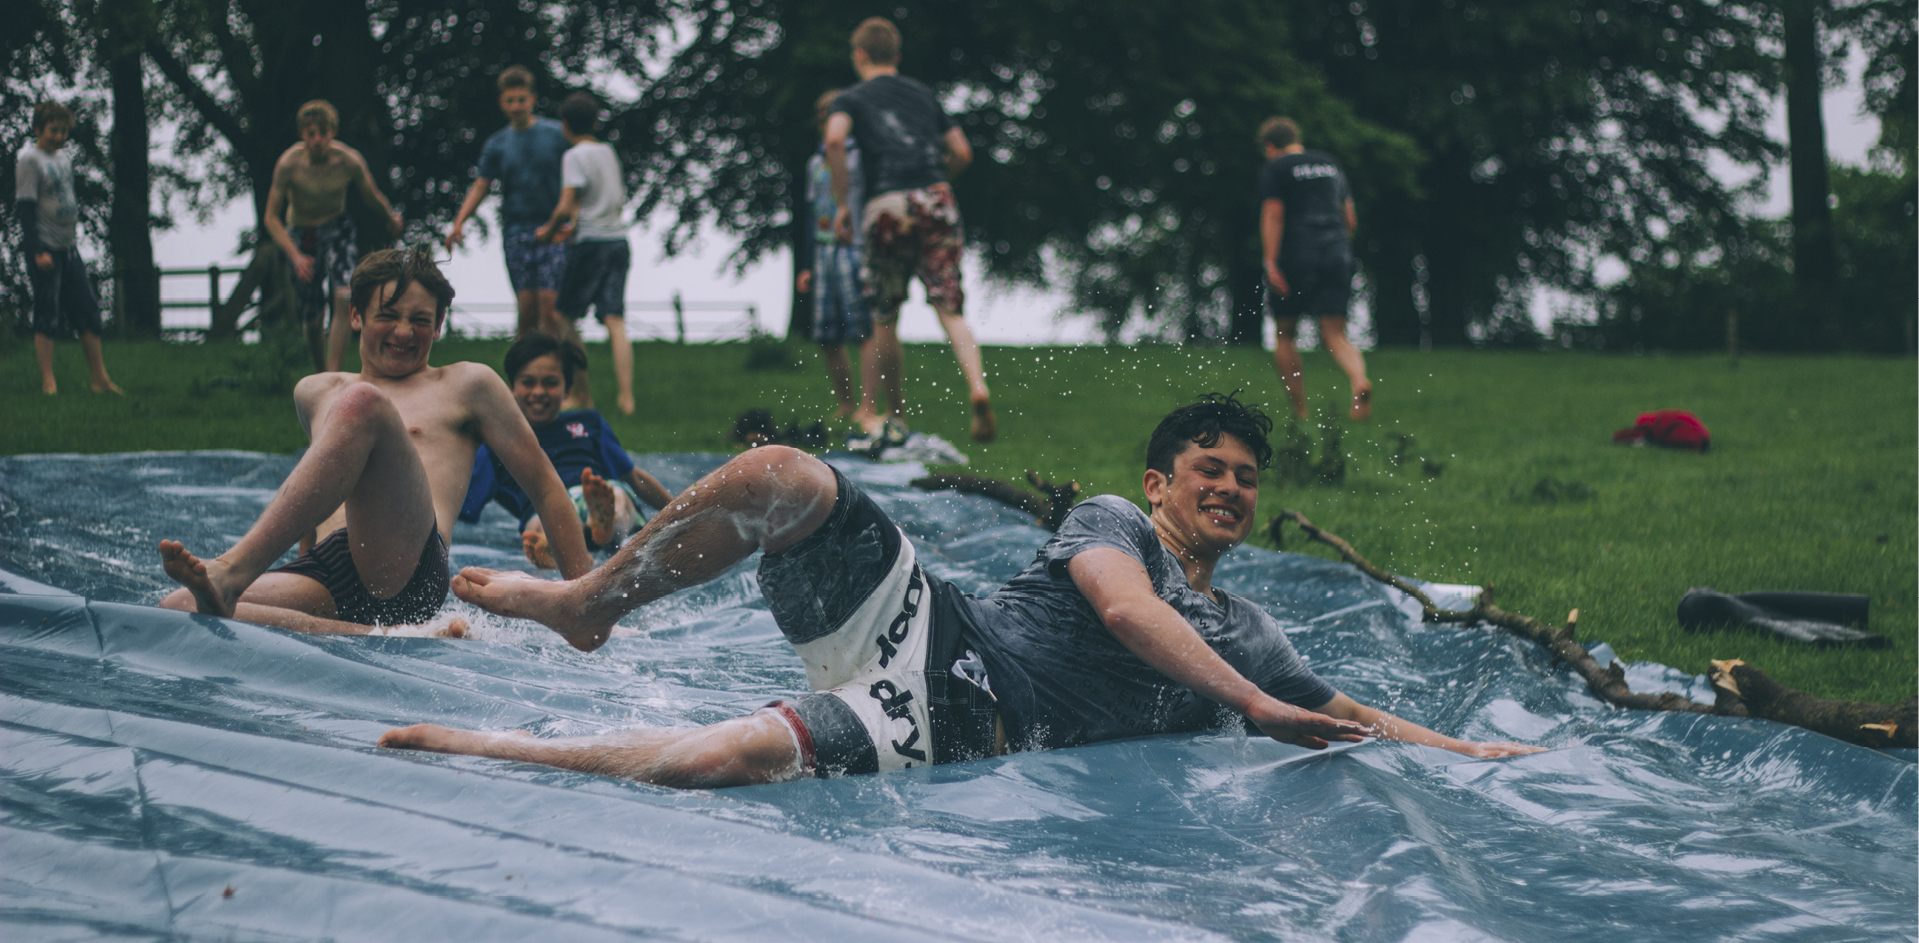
[263,100,405,373]
[158,249,592,635]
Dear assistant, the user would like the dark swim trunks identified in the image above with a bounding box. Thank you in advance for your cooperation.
[271,528,450,627]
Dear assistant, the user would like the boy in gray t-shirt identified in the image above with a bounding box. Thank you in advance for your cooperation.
[14,102,119,396]
[536,92,634,414]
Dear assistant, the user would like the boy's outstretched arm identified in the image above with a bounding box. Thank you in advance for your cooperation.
[1317,694,1544,758]
[261,158,311,282]
[536,187,579,244]
[445,178,492,250]
[1069,548,1368,749]
[346,147,403,237]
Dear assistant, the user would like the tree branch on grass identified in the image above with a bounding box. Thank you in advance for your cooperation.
[1268,509,1916,749]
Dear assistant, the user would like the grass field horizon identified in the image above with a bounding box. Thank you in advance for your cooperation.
[5,334,1913,708]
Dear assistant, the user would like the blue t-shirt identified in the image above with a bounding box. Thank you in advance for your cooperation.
[459,410,636,526]
[953,495,1338,752]
[476,118,571,228]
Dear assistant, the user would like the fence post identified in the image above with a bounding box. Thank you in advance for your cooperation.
[208,264,222,332]
[673,292,685,344]
[748,303,759,336]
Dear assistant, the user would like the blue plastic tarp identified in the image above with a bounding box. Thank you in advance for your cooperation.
[2,451,1913,942]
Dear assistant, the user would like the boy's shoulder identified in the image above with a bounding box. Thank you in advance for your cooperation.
[15,143,49,172]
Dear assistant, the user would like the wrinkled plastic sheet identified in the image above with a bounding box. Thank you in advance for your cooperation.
[1,451,1913,943]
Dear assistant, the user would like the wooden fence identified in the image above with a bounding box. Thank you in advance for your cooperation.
[154,263,763,343]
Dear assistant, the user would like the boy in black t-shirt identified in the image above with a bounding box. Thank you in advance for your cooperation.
[385,394,1542,785]
[825,17,997,445]
[1257,117,1372,421]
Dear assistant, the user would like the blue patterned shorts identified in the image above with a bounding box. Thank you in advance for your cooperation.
[293,215,356,326]
[811,245,871,344]
[502,224,567,293]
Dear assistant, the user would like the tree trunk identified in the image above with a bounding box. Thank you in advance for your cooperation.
[1225,207,1263,346]
[786,171,813,340]
[105,9,158,338]
[1420,225,1473,346]
[1361,221,1422,347]
[1783,0,1836,341]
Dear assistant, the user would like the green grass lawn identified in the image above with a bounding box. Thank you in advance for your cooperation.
[5,332,1914,705]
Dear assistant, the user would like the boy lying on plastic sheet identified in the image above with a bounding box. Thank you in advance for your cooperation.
[384,393,1544,784]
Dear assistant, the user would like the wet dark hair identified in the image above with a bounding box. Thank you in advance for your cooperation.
[504,333,587,392]
[559,92,599,135]
[1146,391,1275,474]
[350,247,455,322]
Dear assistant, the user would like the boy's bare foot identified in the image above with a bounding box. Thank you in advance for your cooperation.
[617,391,635,415]
[92,381,124,395]
[452,566,614,652]
[378,723,536,755]
[42,381,57,395]
[522,531,559,569]
[1350,385,1373,421]
[158,540,240,617]
[580,468,618,547]
[970,396,997,443]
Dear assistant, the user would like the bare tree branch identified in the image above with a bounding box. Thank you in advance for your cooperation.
[145,37,248,152]
[1268,509,1916,749]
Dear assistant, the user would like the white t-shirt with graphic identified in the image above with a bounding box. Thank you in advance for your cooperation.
[15,145,79,250]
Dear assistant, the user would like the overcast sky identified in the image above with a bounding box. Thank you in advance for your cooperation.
[153,52,1886,347]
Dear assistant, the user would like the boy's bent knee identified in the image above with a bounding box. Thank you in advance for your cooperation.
[724,444,820,478]
[327,382,397,421]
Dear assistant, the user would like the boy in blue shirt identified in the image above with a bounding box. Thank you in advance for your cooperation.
[444,67,571,353]
[460,335,672,569]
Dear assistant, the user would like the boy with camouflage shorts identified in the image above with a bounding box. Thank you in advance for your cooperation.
[825,17,996,444]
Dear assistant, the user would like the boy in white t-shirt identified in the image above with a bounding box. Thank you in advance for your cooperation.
[16,101,119,396]
[536,92,634,415]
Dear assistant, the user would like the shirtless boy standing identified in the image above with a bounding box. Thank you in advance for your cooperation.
[263,100,405,373]
[158,249,592,635]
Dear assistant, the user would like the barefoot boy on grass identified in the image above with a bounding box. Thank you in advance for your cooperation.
[16,101,120,396]
[262,100,404,373]
[158,249,591,635]
[444,66,571,345]
[796,88,880,428]
[537,92,633,413]
[459,334,672,569]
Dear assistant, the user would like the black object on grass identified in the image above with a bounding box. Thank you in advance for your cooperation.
[1678,588,1885,649]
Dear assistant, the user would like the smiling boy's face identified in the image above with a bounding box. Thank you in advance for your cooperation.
[36,121,70,152]
[350,280,441,378]
[1143,433,1260,557]
[500,88,535,126]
